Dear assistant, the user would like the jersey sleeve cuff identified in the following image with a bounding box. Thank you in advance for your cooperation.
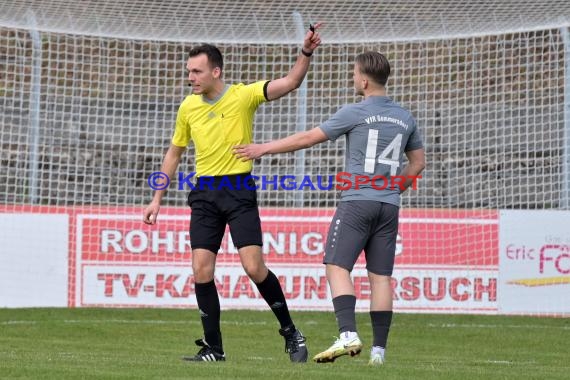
[263,80,270,101]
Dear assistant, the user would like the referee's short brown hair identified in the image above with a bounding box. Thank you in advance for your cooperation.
[188,44,224,72]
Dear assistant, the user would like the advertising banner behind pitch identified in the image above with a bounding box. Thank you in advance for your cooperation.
[499,210,570,315]
[74,208,498,313]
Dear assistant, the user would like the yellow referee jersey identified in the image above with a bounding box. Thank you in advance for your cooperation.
[172,80,268,176]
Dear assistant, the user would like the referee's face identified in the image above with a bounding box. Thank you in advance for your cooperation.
[186,54,221,96]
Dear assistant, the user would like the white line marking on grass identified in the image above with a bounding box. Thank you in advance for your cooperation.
[427,323,570,330]
[221,320,268,326]
[68,319,191,325]
[62,319,268,326]
[248,356,273,361]
[2,319,268,326]
[0,321,37,325]
[482,360,538,366]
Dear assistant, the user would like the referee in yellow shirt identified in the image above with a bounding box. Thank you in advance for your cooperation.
[143,24,322,362]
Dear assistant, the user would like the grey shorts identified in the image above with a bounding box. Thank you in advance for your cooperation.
[324,200,399,275]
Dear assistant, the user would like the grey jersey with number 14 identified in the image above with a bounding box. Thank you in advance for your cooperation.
[319,96,423,207]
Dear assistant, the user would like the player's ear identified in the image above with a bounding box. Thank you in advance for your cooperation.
[212,66,221,79]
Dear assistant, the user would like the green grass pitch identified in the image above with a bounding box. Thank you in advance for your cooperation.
[1,308,568,379]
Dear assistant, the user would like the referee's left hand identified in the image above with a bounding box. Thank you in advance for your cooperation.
[233,143,267,161]
[303,22,323,54]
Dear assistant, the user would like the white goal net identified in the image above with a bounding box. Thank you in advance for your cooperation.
[1,0,569,315]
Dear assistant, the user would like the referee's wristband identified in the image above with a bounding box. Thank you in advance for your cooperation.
[301,49,313,57]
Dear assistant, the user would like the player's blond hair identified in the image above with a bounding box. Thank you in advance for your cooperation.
[355,51,390,86]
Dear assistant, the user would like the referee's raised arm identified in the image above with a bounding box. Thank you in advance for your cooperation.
[265,22,323,101]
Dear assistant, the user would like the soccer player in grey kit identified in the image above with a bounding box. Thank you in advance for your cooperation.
[233,51,425,365]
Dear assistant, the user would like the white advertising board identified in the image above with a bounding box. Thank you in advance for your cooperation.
[0,213,69,307]
[499,210,570,315]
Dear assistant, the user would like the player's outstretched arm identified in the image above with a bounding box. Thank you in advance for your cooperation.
[265,22,323,101]
[142,144,185,224]
[233,127,328,161]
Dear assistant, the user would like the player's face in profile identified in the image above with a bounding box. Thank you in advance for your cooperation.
[353,63,364,96]
[186,54,219,95]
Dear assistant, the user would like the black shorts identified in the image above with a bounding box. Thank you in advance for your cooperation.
[187,173,262,253]
[324,200,399,275]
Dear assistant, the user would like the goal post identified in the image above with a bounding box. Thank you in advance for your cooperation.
[1,0,569,314]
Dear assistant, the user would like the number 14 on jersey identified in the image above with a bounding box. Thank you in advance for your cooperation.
[364,129,403,176]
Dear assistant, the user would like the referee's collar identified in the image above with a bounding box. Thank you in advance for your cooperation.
[202,84,230,105]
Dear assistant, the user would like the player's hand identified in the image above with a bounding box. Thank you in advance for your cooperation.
[232,143,267,161]
[303,22,323,53]
[143,202,160,225]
